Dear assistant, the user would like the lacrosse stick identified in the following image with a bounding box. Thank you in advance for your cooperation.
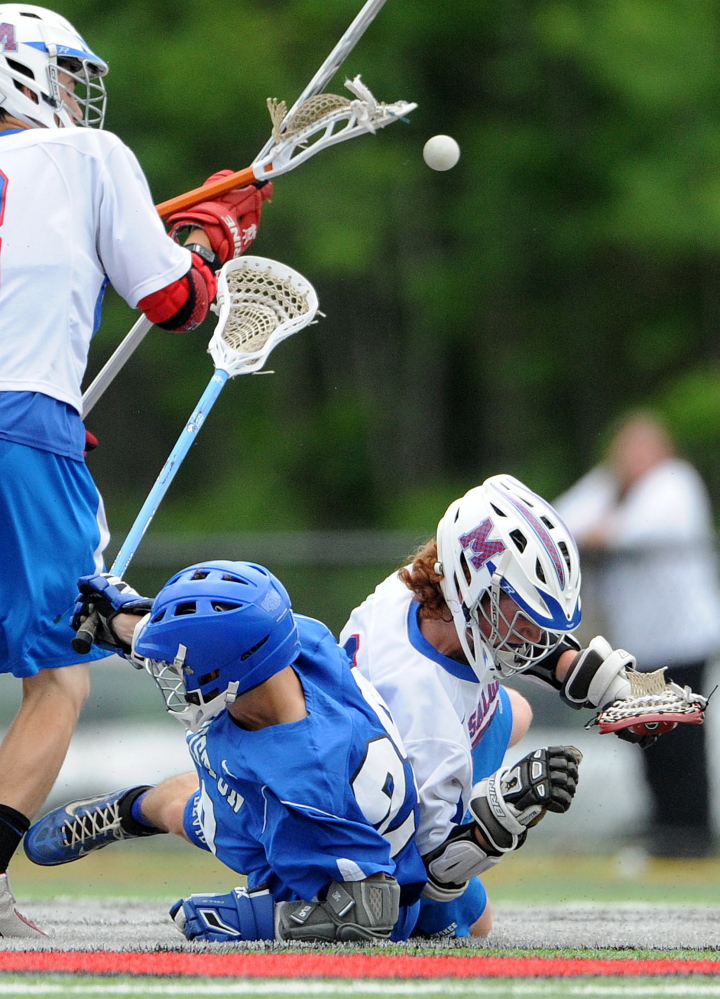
[586,667,708,740]
[82,76,414,419]
[72,255,318,655]
[81,0,403,418]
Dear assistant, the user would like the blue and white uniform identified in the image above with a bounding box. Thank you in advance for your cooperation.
[0,126,190,676]
[340,569,514,937]
[182,615,427,941]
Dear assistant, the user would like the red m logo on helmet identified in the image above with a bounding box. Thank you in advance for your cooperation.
[459,518,506,571]
[0,24,17,52]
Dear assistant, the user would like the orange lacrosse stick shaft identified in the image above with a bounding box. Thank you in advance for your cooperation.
[155,164,271,219]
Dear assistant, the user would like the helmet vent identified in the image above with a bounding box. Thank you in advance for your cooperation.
[198,668,221,686]
[175,602,197,616]
[240,634,270,661]
[212,601,242,612]
[222,573,249,584]
[540,515,554,529]
[7,57,34,80]
[151,609,166,623]
[191,570,210,580]
[558,540,572,572]
[509,529,527,553]
[490,503,506,517]
[535,559,546,584]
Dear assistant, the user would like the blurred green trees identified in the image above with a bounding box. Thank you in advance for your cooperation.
[66,0,720,542]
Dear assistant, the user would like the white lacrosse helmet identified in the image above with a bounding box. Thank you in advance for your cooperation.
[435,474,582,679]
[0,4,107,128]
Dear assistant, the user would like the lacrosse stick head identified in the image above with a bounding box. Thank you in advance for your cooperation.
[132,560,301,731]
[589,670,708,739]
[209,255,318,376]
[260,76,417,176]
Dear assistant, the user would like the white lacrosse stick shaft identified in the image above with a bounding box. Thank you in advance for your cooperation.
[72,256,318,654]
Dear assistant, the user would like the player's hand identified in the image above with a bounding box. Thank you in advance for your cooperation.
[166,170,274,264]
[561,636,636,709]
[469,746,582,853]
[72,573,153,653]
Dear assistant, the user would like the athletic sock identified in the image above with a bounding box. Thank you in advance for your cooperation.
[118,786,163,837]
[0,804,30,873]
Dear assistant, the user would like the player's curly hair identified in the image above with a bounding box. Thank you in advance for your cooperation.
[397,538,448,619]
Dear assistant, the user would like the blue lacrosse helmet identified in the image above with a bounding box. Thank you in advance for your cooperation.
[133,560,300,728]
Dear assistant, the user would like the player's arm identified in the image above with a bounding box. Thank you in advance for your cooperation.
[421,746,582,902]
[141,171,274,333]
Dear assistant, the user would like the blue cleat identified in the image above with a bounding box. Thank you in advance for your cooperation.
[24,785,160,866]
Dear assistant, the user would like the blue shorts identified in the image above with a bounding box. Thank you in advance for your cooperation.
[413,686,514,938]
[0,440,112,677]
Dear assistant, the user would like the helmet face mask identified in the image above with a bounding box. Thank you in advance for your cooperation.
[436,475,582,680]
[131,562,301,732]
[0,4,107,129]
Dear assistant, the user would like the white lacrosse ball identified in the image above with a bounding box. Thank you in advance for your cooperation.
[423,134,461,171]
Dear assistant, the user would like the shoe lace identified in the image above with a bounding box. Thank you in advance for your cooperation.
[62,800,131,850]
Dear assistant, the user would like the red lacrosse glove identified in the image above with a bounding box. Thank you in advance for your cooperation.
[166,171,274,264]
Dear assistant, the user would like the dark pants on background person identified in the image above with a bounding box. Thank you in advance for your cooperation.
[641,662,713,858]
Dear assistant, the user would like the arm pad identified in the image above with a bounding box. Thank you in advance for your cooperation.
[421,823,502,902]
[521,635,582,692]
[138,252,217,332]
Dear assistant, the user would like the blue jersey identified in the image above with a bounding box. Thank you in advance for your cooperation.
[182,615,427,907]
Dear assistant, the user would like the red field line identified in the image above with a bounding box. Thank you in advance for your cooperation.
[0,952,718,978]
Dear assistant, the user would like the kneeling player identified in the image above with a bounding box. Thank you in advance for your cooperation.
[25,561,582,943]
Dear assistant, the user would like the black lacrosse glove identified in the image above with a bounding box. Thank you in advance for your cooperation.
[469,746,582,853]
[72,572,153,654]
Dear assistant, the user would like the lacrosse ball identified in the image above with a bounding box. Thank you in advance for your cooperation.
[423,135,461,171]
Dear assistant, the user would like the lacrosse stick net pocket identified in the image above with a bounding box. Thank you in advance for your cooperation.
[586,668,708,734]
[210,256,318,376]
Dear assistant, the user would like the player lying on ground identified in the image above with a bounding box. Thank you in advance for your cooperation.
[340,473,706,938]
[0,1,271,938]
[25,561,581,942]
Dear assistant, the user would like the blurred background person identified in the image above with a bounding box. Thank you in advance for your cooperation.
[555,411,720,858]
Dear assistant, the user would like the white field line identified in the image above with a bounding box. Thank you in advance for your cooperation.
[1,980,720,997]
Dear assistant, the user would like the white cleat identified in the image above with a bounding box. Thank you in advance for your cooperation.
[0,874,48,938]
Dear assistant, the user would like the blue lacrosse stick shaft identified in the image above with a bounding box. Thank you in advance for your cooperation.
[112,368,230,577]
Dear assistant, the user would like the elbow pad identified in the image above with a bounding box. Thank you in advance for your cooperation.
[138,252,217,332]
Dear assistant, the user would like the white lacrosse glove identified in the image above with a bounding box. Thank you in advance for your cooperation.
[560,636,636,709]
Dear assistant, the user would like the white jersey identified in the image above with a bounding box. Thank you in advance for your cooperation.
[0,126,190,413]
[339,569,501,856]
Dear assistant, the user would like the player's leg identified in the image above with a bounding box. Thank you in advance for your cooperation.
[412,876,491,938]
[0,442,114,935]
[24,772,199,865]
[0,664,90,818]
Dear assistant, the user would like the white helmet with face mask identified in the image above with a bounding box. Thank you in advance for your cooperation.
[0,4,107,128]
[435,474,582,680]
